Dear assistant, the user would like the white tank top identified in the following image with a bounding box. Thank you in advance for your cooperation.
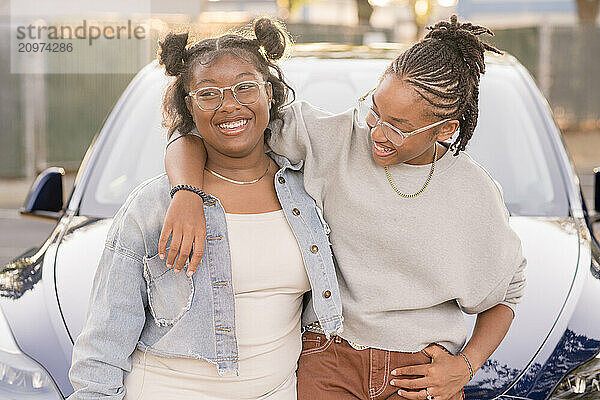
[124,209,310,400]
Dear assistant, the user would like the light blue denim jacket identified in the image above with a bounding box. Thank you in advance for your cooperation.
[68,152,343,399]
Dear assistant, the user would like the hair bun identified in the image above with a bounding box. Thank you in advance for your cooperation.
[254,17,287,61]
[426,14,494,40]
[158,32,189,76]
[425,14,501,75]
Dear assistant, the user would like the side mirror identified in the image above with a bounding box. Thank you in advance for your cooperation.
[20,167,65,221]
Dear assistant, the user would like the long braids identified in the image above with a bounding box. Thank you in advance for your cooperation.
[387,15,502,155]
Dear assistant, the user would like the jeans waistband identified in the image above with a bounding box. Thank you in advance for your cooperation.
[304,322,369,351]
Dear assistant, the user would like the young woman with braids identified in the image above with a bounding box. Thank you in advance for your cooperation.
[162,15,527,400]
[67,17,344,399]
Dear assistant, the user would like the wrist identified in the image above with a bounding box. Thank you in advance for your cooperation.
[170,184,208,202]
[173,190,203,200]
[459,348,484,372]
[458,351,476,382]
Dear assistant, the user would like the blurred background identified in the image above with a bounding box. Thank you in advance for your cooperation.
[1,0,599,265]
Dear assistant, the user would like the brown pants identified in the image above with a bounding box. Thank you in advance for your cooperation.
[297,331,465,400]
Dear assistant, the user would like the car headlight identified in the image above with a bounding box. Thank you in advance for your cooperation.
[0,306,63,398]
[549,343,600,398]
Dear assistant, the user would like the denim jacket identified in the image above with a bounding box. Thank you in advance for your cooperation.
[68,152,343,399]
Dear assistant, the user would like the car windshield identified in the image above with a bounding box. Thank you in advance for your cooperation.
[79,58,569,218]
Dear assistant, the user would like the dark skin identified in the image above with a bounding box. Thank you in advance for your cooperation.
[369,75,458,167]
[158,53,280,273]
[160,71,515,400]
[183,53,279,213]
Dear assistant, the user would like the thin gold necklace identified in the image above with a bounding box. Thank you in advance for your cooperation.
[205,159,271,185]
[384,144,437,198]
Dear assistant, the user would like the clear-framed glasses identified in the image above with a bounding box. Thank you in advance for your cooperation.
[358,88,449,147]
[188,80,268,111]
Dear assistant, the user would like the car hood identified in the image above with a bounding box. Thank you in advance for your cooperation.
[54,215,580,397]
[55,217,112,340]
[464,216,581,397]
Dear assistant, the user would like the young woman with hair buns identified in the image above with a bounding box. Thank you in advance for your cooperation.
[67,17,343,399]
[162,15,527,400]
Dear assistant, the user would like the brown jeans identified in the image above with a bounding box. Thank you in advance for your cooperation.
[297,331,465,400]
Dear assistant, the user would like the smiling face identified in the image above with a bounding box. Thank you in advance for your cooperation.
[369,74,459,167]
[184,52,273,159]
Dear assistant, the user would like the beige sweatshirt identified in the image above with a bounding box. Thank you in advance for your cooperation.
[266,101,527,354]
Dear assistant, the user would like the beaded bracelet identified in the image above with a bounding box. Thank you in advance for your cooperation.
[170,184,208,201]
[458,351,474,380]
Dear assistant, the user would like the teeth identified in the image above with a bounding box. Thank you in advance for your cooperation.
[218,119,248,129]
[374,142,395,153]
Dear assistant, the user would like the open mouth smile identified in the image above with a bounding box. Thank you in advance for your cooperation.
[216,118,250,135]
[373,142,397,157]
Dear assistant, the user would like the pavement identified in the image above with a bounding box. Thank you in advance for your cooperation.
[0,208,56,264]
[0,131,599,267]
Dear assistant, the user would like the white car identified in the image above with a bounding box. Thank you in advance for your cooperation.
[3,44,600,399]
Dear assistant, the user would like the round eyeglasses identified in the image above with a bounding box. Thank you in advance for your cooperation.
[358,88,449,147]
[188,80,268,112]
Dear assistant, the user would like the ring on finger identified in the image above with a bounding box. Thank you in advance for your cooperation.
[426,388,434,400]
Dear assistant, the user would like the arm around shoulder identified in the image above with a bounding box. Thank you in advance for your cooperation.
[164,129,207,187]
[266,100,359,165]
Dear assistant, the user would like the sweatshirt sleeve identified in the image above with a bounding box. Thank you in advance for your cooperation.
[458,249,527,317]
[265,101,360,206]
[266,100,358,165]
[498,254,527,317]
[457,159,527,317]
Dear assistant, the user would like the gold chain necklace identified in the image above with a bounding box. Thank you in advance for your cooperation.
[384,145,437,198]
[205,159,270,185]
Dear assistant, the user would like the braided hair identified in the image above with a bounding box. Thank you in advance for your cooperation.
[386,15,502,155]
[158,17,295,138]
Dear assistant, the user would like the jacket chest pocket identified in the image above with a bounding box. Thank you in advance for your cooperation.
[143,254,194,327]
